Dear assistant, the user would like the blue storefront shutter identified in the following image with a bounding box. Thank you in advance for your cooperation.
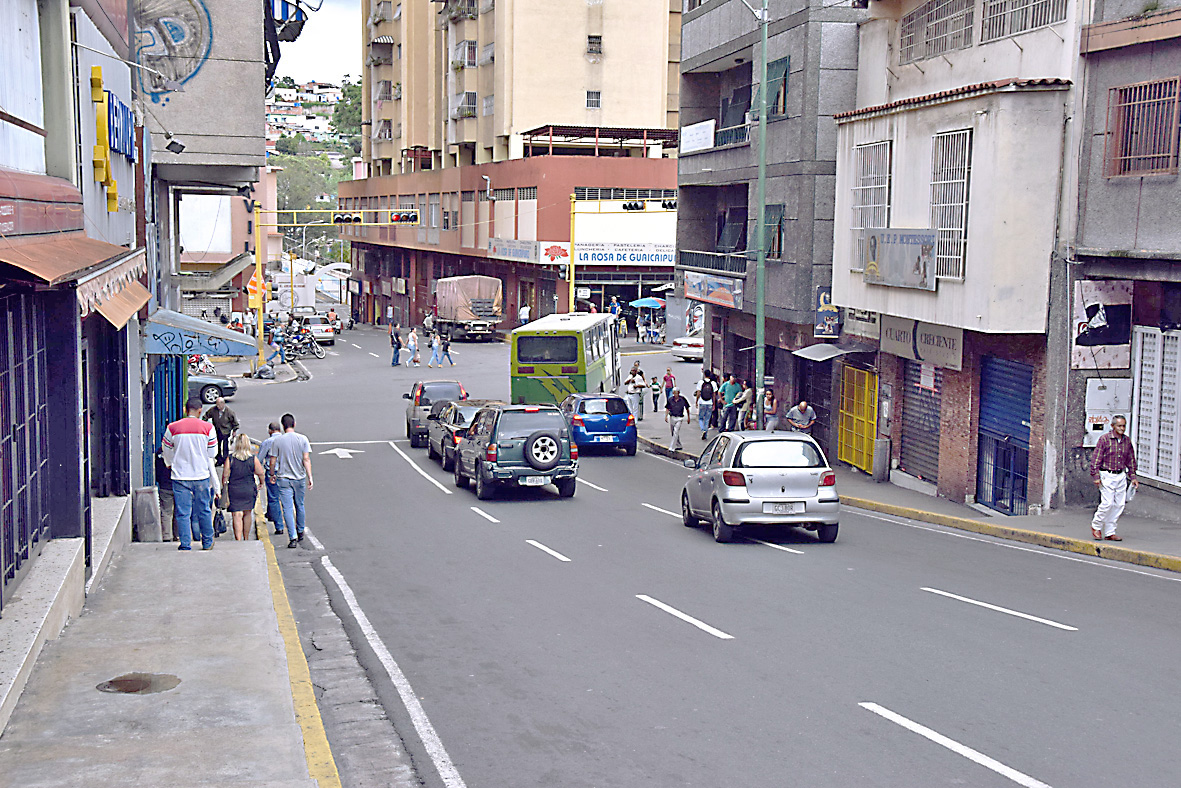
[978,356,1033,448]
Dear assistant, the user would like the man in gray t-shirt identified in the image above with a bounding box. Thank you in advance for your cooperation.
[267,413,313,547]
[785,400,817,434]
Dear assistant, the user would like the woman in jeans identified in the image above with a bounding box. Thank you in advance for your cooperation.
[222,434,265,540]
[763,388,779,431]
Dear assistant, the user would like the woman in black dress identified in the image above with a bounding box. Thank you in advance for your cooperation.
[222,434,266,540]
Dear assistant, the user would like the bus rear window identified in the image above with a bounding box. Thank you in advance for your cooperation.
[517,335,578,364]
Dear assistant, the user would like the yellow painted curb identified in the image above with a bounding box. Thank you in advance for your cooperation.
[841,496,1181,574]
[254,513,343,788]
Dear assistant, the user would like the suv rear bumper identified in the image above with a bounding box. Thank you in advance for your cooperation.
[488,464,578,483]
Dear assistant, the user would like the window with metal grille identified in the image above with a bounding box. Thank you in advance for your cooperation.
[980,0,1067,42]
[587,35,602,54]
[1105,78,1181,177]
[751,57,790,120]
[586,90,601,109]
[899,0,974,64]
[492,188,515,201]
[573,187,675,200]
[851,141,892,272]
[461,191,475,202]
[518,186,537,200]
[930,129,972,280]
[762,204,785,258]
[429,194,441,228]
[455,40,477,68]
[479,43,495,65]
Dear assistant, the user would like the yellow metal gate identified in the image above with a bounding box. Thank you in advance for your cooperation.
[838,366,878,473]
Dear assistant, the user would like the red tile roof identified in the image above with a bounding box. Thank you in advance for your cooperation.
[833,78,1072,121]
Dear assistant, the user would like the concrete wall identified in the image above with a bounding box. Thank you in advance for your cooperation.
[139,0,265,167]
[832,87,1069,334]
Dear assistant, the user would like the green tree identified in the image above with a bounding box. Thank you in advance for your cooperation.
[276,75,296,89]
[271,153,353,253]
[275,134,302,155]
[331,79,362,138]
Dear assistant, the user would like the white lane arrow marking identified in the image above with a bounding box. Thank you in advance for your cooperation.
[319,447,366,459]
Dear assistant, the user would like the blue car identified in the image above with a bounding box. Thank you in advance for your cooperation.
[559,393,637,456]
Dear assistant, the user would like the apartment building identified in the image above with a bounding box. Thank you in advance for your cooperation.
[830,0,1084,513]
[675,0,863,457]
[344,0,682,327]
[1065,4,1181,518]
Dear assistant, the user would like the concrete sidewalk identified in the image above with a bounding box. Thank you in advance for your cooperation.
[0,536,327,788]
[632,401,1181,573]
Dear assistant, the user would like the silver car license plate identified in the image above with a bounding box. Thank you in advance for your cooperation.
[765,502,801,515]
[521,475,551,486]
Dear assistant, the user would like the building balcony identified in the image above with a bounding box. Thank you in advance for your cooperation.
[677,249,749,277]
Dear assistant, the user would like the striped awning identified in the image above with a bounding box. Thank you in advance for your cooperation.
[372,35,395,44]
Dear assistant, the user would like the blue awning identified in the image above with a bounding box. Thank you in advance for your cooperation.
[143,308,258,356]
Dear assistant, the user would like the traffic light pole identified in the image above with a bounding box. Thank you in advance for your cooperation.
[254,203,264,365]
[568,193,576,314]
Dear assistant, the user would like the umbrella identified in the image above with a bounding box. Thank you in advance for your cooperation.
[629,297,666,309]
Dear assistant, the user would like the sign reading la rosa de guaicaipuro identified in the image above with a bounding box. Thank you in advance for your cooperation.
[880,315,963,371]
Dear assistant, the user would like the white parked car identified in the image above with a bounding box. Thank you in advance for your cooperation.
[681,431,840,543]
[671,332,704,361]
[302,315,335,345]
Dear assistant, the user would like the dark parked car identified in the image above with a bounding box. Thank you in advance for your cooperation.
[559,393,637,455]
[404,380,467,447]
[188,373,237,404]
[426,399,503,471]
[453,403,578,500]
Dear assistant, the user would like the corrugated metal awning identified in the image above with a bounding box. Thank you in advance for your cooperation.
[96,281,152,329]
[0,233,133,286]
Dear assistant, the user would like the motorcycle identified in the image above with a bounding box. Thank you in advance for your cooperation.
[286,330,326,360]
[188,354,216,374]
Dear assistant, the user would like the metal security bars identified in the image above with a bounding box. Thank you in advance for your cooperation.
[850,141,892,272]
[0,292,51,614]
[900,0,974,64]
[930,129,972,280]
[980,0,1067,42]
[1105,78,1181,177]
[573,188,676,201]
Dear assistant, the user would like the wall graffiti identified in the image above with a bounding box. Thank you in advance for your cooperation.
[134,0,213,103]
[147,328,233,356]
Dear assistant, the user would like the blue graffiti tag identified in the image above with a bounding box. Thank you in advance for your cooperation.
[134,0,213,104]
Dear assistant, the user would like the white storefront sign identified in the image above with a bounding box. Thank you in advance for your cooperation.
[573,242,675,266]
[680,119,716,154]
[880,315,963,371]
[488,237,538,263]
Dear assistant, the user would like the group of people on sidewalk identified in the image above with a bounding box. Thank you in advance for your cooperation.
[618,363,817,452]
[159,399,313,551]
[388,322,455,368]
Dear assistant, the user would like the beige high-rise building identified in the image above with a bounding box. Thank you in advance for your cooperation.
[361,0,681,176]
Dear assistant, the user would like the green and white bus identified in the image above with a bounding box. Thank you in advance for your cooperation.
[510,313,621,404]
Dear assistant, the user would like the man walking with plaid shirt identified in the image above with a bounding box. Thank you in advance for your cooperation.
[1089,415,1138,541]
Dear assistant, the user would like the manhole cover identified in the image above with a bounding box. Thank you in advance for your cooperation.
[96,673,181,695]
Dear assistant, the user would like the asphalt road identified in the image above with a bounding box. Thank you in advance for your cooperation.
[230,326,1181,788]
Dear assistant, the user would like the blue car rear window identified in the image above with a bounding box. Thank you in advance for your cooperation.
[578,398,629,416]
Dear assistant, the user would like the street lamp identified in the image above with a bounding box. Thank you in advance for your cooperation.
[736,0,770,429]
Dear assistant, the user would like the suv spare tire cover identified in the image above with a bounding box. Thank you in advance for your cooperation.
[524,430,562,471]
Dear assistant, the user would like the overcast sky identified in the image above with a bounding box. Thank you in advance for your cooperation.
[277,0,361,85]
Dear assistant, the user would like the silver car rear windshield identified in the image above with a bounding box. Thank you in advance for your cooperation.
[735,440,824,468]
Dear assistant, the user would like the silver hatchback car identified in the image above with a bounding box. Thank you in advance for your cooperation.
[681,431,839,543]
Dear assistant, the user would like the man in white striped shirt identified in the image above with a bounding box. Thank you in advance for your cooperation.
[161,398,221,550]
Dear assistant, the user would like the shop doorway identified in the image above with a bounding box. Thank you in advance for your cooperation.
[976,356,1032,515]
[838,365,878,473]
[900,360,942,482]
[800,359,834,457]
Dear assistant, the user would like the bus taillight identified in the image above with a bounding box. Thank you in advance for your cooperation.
[561,366,578,374]
[518,366,534,374]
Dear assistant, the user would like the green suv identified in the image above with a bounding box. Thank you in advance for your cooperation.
[453,404,578,499]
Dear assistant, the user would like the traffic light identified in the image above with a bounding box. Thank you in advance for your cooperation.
[389,210,420,225]
[333,213,362,224]
[661,199,677,210]
[622,201,645,211]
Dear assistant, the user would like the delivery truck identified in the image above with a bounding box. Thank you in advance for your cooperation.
[433,275,503,340]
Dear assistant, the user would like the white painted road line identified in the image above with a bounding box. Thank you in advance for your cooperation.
[859,702,1052,788]
[309,440,396,445]
[388,440,452,495]
[921,587,1078,631]
[641,502,679,518]
[303,529,325,550]
[850,508,1181,585]
[526,540,571,562]
[642,451,689,467]
[368,352,380,358]
[470,506,500,523]
[635,595,735,640]
[350,343,362,348]
[579,479,609,492]
[321,558,467,788]
[748,538,805,555]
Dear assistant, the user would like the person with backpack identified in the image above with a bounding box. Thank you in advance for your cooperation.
[441,333,455,366]
[695,373,716,441]
[389,323,403,366]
